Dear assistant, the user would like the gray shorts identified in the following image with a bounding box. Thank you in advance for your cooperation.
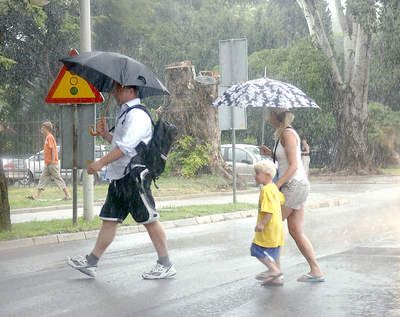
[281,179,310,210]
[38,163,66,190]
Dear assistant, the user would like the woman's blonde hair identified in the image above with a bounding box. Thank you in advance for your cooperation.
[271,110,295,140]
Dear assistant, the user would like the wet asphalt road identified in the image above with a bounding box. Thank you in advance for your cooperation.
[1,178,399,316]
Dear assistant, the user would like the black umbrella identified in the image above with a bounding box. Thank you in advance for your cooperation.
[60,51,170,98]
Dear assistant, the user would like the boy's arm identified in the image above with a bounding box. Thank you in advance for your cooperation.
[255,212,272,232]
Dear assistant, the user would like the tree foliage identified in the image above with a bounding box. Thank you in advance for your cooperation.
[0,0,398,169]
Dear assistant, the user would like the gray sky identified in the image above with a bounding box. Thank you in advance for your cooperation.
[328,0,342,33]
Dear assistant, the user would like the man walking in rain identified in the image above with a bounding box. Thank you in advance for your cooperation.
[27,121,71,201]
[67,83,176,279]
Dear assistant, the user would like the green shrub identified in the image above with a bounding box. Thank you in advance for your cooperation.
[368,102,400,167]
[166,135,211,178]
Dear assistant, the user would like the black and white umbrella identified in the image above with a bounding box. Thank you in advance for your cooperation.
[213,77,319,109]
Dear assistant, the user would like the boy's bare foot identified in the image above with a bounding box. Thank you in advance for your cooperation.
[255,270,270,280]
[261,273,284,287]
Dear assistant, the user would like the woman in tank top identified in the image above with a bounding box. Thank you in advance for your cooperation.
[260,109,324,282]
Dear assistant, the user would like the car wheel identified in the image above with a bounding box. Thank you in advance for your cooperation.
[19,171,34,186]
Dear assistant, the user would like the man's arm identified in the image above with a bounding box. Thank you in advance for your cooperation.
[87,147,124,174]
[51,143,56,163]
[97,117,113,143]
[102,133,113,144]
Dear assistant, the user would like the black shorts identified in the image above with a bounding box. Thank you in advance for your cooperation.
[99,168,159,224]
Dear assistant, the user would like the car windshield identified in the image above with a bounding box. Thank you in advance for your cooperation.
[244,146,265,162]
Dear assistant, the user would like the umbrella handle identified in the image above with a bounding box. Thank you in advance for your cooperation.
[88,125,100,136]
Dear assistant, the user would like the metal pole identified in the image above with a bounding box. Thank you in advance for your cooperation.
[231,107,237,203]
[80,0,91,52]
[72,104,78,225]
[230,39,237,204]
[261,106,266,145]
[262,67,267,145]
[80,0,94,221]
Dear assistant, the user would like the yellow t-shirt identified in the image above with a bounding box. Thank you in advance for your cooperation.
[253,183,285,248]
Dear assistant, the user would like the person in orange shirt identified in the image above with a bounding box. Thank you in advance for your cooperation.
[27,121,70,200]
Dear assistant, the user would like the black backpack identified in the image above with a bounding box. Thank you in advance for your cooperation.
[119,105,178,184]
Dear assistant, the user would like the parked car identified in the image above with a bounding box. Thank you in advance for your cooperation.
[1,157,30,185]
[24,145,110,185]
[221,144,271,183]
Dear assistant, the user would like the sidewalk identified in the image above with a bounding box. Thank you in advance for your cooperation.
[10,188,259,215]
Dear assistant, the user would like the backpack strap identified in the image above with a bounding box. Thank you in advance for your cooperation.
[121,105,155,126]
[109,104,155,132]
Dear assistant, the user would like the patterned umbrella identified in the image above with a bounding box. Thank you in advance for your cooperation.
[213,77,319,109]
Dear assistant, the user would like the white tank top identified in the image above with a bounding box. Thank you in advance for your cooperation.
[275,128,308,183]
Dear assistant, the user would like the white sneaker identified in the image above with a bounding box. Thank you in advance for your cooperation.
[67,255,97,278]
[142,262,176,280]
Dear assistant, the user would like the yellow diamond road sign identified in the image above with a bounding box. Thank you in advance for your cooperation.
[45,49,104,104]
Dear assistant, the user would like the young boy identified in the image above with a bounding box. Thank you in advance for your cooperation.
[251,160,285,286]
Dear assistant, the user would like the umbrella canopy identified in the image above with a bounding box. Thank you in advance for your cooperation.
[60,51,170,98]
[213,77,319,109]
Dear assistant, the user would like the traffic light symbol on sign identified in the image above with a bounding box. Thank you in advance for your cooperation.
[45,49,104,104]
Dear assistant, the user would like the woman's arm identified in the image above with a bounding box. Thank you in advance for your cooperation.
[275,130,298,189]
[259,145,272,157]
[302,142,310,155]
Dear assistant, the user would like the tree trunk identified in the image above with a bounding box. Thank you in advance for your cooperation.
[163,61,240,182]
[297,0,373,173]
[0,158,11,231]
[333,85,369,172]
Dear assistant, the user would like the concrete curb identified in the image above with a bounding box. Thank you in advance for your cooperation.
[11,189,259,215]
[0,198,349,251]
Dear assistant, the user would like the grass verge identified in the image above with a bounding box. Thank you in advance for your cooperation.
[0,202,256,241]
[381,168,400,176]
[9,175,233,210]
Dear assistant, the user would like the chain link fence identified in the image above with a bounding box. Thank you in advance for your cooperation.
[1,109,114,188]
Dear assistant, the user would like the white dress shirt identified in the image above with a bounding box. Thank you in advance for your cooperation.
[105,98,153,181]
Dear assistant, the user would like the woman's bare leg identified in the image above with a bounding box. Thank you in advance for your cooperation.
[286,207,323,277]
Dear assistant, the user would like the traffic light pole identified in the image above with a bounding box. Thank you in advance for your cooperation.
[80,0,94,221]
[72,104,78,225]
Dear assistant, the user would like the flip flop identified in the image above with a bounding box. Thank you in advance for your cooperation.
[261,273,284,287]
[297,274,326,283]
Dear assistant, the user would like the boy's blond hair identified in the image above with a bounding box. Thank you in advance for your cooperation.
[254,160,276,178]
